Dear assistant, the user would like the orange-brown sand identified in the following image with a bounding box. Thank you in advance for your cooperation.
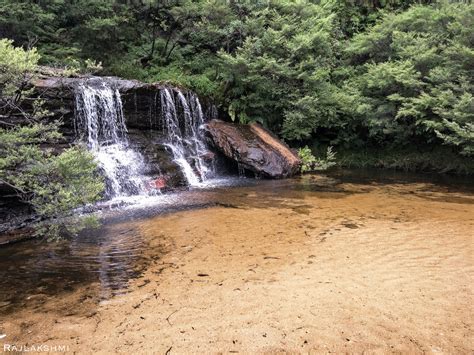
[1,176,473,354]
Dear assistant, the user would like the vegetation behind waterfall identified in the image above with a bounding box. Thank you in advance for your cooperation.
[0,0,473,174]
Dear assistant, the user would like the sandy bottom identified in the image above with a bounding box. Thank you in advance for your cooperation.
[1,175,473,354]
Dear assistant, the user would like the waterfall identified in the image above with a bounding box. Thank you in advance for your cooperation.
[74,78,217,198]
[74,81,150,198]
[160,88,215,186]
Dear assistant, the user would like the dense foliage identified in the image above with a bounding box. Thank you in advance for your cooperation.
[0,39,104,237]
[0,0,472,172]
[344,3,473,156]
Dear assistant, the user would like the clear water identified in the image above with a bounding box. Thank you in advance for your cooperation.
[0,169,472,315]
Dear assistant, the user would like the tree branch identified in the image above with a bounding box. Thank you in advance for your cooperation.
[0,178,27,195]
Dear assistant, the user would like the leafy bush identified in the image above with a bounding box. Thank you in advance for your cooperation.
[298,146,317,173]
[0,40,104,238]
[298,146,337,173]
[0,39,39,100]
[0,126,105,238]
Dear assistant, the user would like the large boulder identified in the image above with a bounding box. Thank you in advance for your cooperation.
[204,119,300,178]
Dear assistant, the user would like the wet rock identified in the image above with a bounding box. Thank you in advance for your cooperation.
[127,130,187,188]
[204,119,300,178]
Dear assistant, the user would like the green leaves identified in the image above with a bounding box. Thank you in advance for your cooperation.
[340,2,474,155]
[0,123,104,218]
[0,39,40,98]
[298,146,337,173]
[29,147,105,217]
[0,40,104,238]
[0,39,39,77]
[0,124,105,240]
[362,60,422,93]
[217,1,341,134]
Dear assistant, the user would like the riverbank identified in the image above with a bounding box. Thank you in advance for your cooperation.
[0,171,472,353]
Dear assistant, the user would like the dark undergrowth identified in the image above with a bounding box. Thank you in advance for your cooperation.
[337,147,474,175]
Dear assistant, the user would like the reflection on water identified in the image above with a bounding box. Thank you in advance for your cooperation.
[0,224,149,314]
[0,169,472,315]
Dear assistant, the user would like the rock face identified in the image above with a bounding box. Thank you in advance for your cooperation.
[205,119,300,178]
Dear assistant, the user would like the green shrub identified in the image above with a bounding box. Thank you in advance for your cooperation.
[0,41,104,239]
[0,124,105,239]
[298,146,337,173]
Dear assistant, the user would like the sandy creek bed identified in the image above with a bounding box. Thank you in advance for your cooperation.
[0,170,473,354]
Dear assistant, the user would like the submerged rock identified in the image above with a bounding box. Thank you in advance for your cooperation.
[204,119,300,178]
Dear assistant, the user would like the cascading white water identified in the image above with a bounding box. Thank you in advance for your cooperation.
[74,81,149,197]
[160,88,215,186]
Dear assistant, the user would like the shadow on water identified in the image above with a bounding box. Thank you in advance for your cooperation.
[326,168,474,204]
[0,169,472,315]
[328,168,474,191]
[0,223,158,315]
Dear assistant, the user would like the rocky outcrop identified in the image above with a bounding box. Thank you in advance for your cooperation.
[204,119,300,178]
[32,76,191,131]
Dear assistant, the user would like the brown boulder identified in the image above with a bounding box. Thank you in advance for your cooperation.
[204,119,300,178]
